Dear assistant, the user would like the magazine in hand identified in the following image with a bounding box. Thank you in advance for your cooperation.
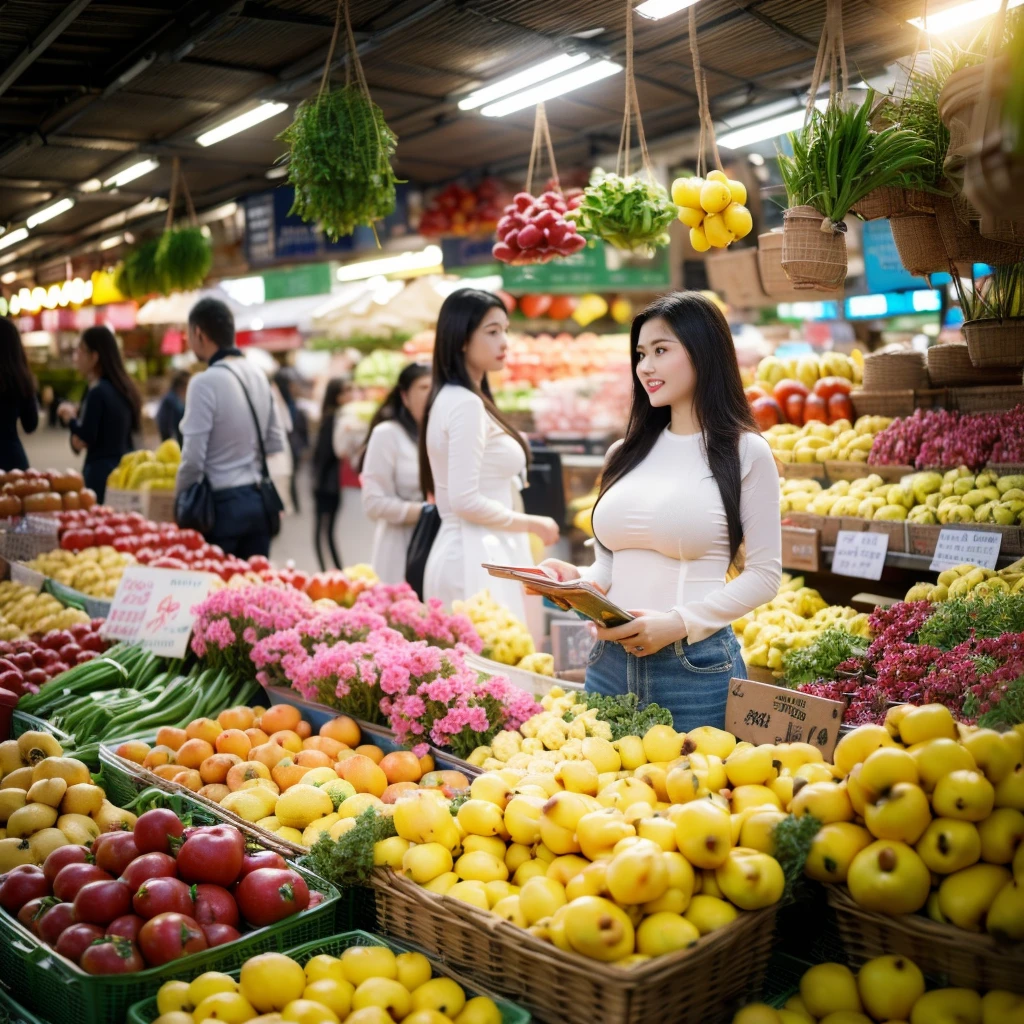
[482,564,635,628]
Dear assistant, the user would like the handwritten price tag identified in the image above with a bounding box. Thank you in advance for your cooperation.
[102,565,217,658]
[930,528,1002,572]
[832,529,889,580]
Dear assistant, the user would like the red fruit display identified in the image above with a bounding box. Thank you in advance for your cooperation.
[234,868,309,927]
[493,190,586,265]
[175,826,244,887]
[137,912,207,966]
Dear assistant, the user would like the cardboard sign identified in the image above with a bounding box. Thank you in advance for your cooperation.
[102,565,217,658]
[781,526,820,572]
[832,529,888,580]
[929,528,1002,572]
[726,677,846,759]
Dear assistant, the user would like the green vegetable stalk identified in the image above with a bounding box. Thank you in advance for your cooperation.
[114,239,162,300]
[569,168,677,256]
[565,691,674,740]
[782,628,870,687]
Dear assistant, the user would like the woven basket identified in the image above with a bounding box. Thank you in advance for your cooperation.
[370,868,778,1024]
[862,350,929,392]
[851,186,904,221]
[966,134,1024,221]
[850,390,916,418]
[890,212,948,276]
[927,342,1022,387]
[939,62,1004,171]
[826,885,1024,993]
[979,213,1024,245]
[934,197,1024,266]
[952,384,1024,413]
[781,205,848,290]
[964,318,1024,368]
[757,231,822,301]
[706,246,771,308]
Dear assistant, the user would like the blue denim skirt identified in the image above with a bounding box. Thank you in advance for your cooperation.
[584,626,745,733]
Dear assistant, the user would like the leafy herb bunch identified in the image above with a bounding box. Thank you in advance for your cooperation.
[569,168,677,256]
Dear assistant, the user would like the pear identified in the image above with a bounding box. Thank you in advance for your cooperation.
[938,863,1012,931]
[605,843,669,904]
[715,847,785,909]
[562,896,635,962]
[576,808,635,861]
[800,963,862,1018]
[909,988,982,1024]
[672,798,732,868]
[986,877,1024,942]
[856,955,925,1021]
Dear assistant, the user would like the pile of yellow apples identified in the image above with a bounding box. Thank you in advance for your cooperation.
[27,546,134,599]
[798,704,1024,940]
[766,416,892,466]
[733,575,871,673]
[734,954,1022,1024]
[671,170,753,251]
[905,557,1024,603]
[453,591,553,676]
[756,353,863,390]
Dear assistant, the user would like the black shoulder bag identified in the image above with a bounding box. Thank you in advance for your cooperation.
[405,503,441,600]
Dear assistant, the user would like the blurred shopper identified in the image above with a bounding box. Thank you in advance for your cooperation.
[0,319,39,471]
[275,368,308,514]
[177,297,285,558]
[359,363,430,583]
[57,326,140,501]
[311,376,353,571]
[267,375,295,516]
[156,370,189,445]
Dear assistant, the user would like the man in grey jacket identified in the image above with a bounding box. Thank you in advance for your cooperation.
[177,297,286,557]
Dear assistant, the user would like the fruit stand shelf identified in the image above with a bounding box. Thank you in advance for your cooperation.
[817,545,1020,572]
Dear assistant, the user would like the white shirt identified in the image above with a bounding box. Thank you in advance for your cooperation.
[583,429,782,643]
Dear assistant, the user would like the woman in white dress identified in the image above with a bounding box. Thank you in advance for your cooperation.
[359,363,431,583]
[421,289,559,620]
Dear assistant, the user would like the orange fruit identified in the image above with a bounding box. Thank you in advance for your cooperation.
[321,716,360,748]
[245,728,270,747]
[336,754,388,797]
[270,730,303,754]
[153,764,183,781]
[302,736,344,760]
[226,761,271,791]
[171,769,202,792]
[250,742,289,770]
[156,726,188,752]
[186,717,223,745]
[143,745,177,770]
[260,704,302,735]
[379,751,423,785]
[272,760,311,791]
[176,738,215,770]
[216,729,252,759]
[197,783,230,803]
[115,741,150,765]
[382,782,419,804]
[295,721,312,740]
[419,753,435,776]
[218,706,256,731]
[355,744,384,765]
[295,749,332,769]
[200,753,242,785]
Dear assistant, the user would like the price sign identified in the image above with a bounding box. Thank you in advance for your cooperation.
[725,677,846,759]
[102,566,217,658]
[781,526,820,572]
[929,528,1002,572]
[832,529,889,580]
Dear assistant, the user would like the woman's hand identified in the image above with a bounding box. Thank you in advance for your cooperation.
[69,435,85,454]
[527,515,560,547]
[57,401,77,425]
[595,609,686,658]
[538,558,579,582]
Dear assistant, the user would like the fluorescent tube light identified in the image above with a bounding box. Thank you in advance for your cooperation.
[481,60,622,117]
[104,158,159,188]
[1,271,18,284]
[336,245,444,282]
[459,53,592,110]
[99,235,123,250]
[197,102,288,147]
[718,99,829,149]
[0,228,30,251]
[909,0,1024,32]
[26,198,74,229]
[635,0,701,20]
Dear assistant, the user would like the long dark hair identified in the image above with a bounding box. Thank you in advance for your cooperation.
[80,326,142,431]
[320,376,349,422]
[419,288,529,496]
[358,362,430,472]
[0,318,35,402]
[596,292,756,562]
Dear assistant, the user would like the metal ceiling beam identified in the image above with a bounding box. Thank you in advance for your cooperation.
[0,0,95,98]
[730,1,820,53]
[237,2,344,31]
[179,55,277,80]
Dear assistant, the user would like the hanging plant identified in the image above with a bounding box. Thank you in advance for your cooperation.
[114,238,161,300]
[278,0,399,240]
[155,226,212,293]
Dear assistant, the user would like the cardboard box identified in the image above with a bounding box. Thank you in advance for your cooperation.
[781,526,819,572]
[867,519,907,553]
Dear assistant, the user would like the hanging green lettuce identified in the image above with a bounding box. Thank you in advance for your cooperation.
[114,238,161,300]
[570,168,677,257]
[278,84,400,240]
[155,227,212,293]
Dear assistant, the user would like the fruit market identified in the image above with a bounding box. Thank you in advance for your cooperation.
[2,0,1024,1022]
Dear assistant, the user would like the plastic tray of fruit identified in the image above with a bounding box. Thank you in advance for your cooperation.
[0,790,342,1024]
[124,930,531,1024]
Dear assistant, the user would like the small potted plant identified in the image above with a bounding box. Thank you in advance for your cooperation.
[953,261,1024,368]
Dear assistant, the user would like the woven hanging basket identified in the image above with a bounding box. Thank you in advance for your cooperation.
[781,205,848,290]
[757,231,825,301]
[706,247,771,308]
[979,213,1024,245]
[964,318,1024,368]
[851,186,905,221]
[927,341,1022,386]
[862,349,929,392]
[890,211,948,276]
[939,62,1003,176]
[934,196,1024,265]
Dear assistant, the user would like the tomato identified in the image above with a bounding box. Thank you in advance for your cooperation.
[51,863,109,903]
[138,912,207,966]
[80,936,144,975]
[132,877,194,920]
[41,629,73,651]
[93,526,116,545]
[94,832,139,876]
[191,884,239,928]
[37,901,77,945]
[55,923,104,963]
[235,868,309,927]
[131,808,184,856]
[120,852,177,892]
[18,896,52,935]
[176,826,244,887]
[238,850,287,880]
[74,879,132,926]
[106,913,145,942]
[201,922,241,948]
[0,866,51,913]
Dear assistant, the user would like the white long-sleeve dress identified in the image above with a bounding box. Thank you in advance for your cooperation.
[360,420,423,584]
[423,385,532,619]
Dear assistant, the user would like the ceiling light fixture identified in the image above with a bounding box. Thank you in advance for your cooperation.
[104,158,159,188]
[1,271,18,284]
[197,101,289,147]
[635,0,701,20]
[99,235,123,250]
[481,60,622,117]
[909,0,1024,32]
[458,53,592,111]
[0,228,30,251]
[718,100,829,149]
[336,245,444,282]
[78,178,103,193]
[266,165,288,179]
[26,198,74,229]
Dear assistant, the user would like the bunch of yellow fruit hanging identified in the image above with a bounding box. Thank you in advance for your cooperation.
[671,170,753,251]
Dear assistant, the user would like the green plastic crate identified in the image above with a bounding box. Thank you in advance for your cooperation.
[125,930,530,1024]
[0,983,50,1024]
[0,791,342,1024]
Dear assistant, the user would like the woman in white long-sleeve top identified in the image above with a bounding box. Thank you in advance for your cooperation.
[537,291,782,732]
[420,289,560,620]
[358,363,431,583]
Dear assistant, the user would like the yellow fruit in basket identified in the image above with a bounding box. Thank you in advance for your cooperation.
[518,875,567,925]
[677,205,705,228]
[635,911,700,957]
[909,989,982,1024]
[916,818,981,875]
[561,895,635,962]
[304,980,353,1020]
[395,951,432,992]
[402,842,453,884]
[725,745,776,787]
[192,992,256,1024]
[833,725,894,777]
[241,952,308,1013]
[848,841,931,915]
[339,945,398,987]
[804,822,872,884]
[723,202,753,239]
[454,995,502,1024]
[454,850,507,883]
[864,783,931,844]
[912,738,977,792]
[411,978,466,1019]
[800,963,862,1018]
[152,1015,194,1024]
[457,798,506,837]
[605,842,669,905]
[977,807,1024,864]
[671,176,704,208]
[732,1007,781,1024]
[988,878,1024,941]
[671,799,731,869]
[855,955,925,1022]
[899,703,958,745]
[689,225,711,252]
[700,180,732,214]
[932,769,995,822]
[683,893,738,935]
[961,729,1021,785]
[304,955,346,986]
[996,764,1024,810]
[393,791,460,850]
[351,978,411,1021]
[938,862,1012,930]
[688,726,737,761]
[716,847,784,910]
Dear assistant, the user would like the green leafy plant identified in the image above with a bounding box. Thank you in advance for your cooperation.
[778,89,933,221]
[771,813,822,901]
[564,691,674,740]
[782,628,870,687]
[279,84,400,240]
[569,168,677,256]
[114,238,161,300]
[155,227,212,293]
[306,806,396,888]
[951,262,1024,321]
[918,591,1024,648]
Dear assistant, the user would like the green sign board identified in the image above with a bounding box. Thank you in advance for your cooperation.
[262,263,333,301]
[501,239,671,294]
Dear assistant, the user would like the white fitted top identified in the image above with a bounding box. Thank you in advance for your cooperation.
[361,420,422,527]
[583,428,782,643]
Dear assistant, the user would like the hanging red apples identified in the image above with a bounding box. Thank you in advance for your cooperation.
[493,191,587,266]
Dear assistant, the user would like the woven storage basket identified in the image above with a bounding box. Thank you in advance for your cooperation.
[826,885,1024,992]
[980,212,1024,244]
[862,350,929,392]
[850,390,915,418]
[706,246,771,307]
[963,318,1024,368]
[851,185,905,221]
[927,342,1022,387]
[781,205,848,290]
[939,61,1005,171]
[371,868,777,1024]
[757,231,818,301]
[0,516,60,563]
[890,211,948,276]
[934,197,1024,266]
[952,385,1024,413]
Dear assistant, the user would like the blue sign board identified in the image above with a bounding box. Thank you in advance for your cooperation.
[862,220,931,293]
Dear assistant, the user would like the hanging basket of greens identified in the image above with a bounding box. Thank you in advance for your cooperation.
[155,226,212,293]
[278,0,399,240]
[114,238,162,300]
